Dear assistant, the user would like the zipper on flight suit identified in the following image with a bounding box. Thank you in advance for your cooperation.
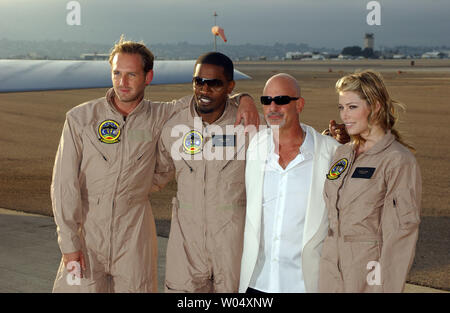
[202,127,213,280]
[335,150,356,236]
[203,163,213,280]
[108,119,127,272]
[334,150,356,280]
[108,199,116,272]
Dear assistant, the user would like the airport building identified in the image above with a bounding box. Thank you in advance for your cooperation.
[285,51,330,60]
[80,53,109,60]
[421,51,448,59]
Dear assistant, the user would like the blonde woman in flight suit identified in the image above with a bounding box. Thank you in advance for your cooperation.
[318,70,422,292]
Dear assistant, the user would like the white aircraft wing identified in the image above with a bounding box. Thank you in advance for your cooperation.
[0,59,251,93]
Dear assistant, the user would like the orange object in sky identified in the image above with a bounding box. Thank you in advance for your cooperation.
[211,26,227,42]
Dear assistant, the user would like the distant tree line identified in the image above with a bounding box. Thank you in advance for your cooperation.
[341,46,376,58]
[1,39,447,60]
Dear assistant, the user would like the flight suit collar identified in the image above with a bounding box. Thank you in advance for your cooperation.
[105,88,146,118]
[363,130,395,155]
[267,123,314,165]
[188,95,234,125]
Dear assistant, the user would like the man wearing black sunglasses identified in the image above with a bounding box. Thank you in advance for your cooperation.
[153,52,260,293]
[239,73,341,293]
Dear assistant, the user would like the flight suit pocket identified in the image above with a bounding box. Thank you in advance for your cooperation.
[165,277,211,293]
[393,197,420,230]
[346,234,382,284]
[81,194,102,214]
[135,150,147,163]
[87,194,101,206]
[83,128,112,163]
[318,257,343,292]
[342,177,384,208]
[320,236,338,263]
[165,279,193,293]
[80,194,102,233]
[318,237,342,292]
[132,140,156,166]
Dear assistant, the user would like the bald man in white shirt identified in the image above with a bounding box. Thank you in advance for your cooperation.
[239,73,340,293]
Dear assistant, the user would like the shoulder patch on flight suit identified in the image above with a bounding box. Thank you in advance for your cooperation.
[98,120,121,144]
[212,134,236,147]
[183,130,203,154]
[327,158,348,180]
[351,167,375,179]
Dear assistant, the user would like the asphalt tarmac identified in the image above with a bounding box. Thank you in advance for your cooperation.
[0,208,446,293]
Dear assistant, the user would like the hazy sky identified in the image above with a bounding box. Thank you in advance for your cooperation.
[1,0,449,49]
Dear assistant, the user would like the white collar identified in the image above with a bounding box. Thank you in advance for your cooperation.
[268,123,314,158]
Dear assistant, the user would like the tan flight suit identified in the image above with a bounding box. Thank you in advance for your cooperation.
[155,96,249,292]
[318,131,421,292]
[51,88,189,292]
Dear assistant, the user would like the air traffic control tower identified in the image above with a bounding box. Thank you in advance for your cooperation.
[364,33,374,50]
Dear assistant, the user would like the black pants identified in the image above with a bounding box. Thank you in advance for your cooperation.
[246,287,268,294]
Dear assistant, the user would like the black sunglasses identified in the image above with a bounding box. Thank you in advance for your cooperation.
[260,96,299,105]
[193,77,225,90]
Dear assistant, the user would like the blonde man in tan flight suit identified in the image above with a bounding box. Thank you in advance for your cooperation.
[51,39,258,292]
[154,52,260,292]
[319,70,421,292]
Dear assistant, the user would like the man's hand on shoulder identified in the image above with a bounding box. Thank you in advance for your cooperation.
[235,94,260,128]
[323,120,350,144]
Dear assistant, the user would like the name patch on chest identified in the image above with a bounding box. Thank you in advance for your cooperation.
[351,167,376,179]
[212,134,236,147]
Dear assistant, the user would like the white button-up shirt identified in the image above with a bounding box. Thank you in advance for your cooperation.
[249,125,314,293]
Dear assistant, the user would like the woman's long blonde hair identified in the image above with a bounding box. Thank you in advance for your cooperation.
[335,70,414,151]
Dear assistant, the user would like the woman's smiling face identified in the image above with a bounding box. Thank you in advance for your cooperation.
[338,91,372,137]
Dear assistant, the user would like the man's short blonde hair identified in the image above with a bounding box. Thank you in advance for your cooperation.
[109,35,154,73]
